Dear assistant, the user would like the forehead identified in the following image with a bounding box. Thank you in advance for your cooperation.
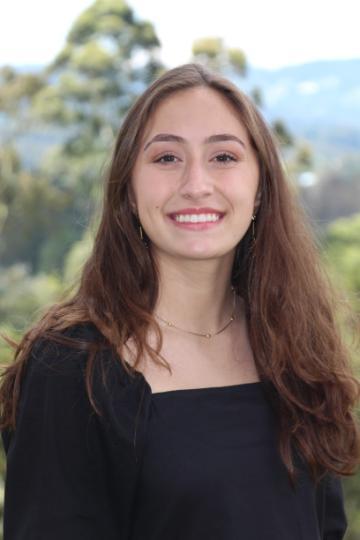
[143,87,250,142]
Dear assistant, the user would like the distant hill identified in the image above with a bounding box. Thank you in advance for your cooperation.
[1,58,360,168]
[237,58,360,157]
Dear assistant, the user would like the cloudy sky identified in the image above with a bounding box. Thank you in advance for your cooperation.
[0,0,359,69]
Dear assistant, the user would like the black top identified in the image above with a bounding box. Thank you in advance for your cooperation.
[130,383,321,540]
[1,323,348,539]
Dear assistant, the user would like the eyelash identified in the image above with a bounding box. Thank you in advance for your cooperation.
[154,152,238,165]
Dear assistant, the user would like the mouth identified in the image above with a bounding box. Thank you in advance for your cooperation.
[167,209,225,230]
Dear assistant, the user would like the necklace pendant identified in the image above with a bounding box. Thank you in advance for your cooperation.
[205,333,212,339]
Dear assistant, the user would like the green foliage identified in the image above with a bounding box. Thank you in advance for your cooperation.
[192,37,223,59]
[250,86,263,107]
[0,202,7,233]
[227,48,247,75]
[295,143,314,170]
[40,0,162,138]
[0,146,21,188]
[0,0,162,278]
[1,147,74,271]
[192,37,247,76]
[321,215,360,535]
[321,214,360,369]
[0,68,44,113]
[272,119,294,147]
[324,213,360,300]
[31,85,81,124]
[63,231,94,285]
[71,42,115,76]
[343,474,360,539]
[66,0,143,45]
[0,321,19,370]
[0,264,63,330]
[0,170,79,273]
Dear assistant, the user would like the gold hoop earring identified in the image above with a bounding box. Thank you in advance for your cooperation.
[138,223,149,248]
[251,214,256,241]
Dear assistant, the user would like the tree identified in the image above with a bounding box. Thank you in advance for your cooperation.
[0,145,78,273]
[30,0,164,232]
[33,0,163,142]
[0,68,46,177]
[192,37,247,76]
[0,0,164,274]
[192,37,247,77]
[0,264,63,331]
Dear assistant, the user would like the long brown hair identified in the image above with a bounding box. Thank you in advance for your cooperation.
[1,63,359,486]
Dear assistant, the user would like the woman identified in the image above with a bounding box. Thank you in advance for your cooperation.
[1,63,359,540]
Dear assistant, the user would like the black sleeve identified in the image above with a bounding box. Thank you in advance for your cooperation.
[322,474,348,540]
[1,336,147,540]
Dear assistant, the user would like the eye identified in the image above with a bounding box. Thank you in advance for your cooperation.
[214,153,238,164]
[154,153,180,164]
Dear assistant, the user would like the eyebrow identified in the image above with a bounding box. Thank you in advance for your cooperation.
[143,133,246,151]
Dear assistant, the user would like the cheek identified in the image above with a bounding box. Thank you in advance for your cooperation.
[225,167,259,203]
[133,172,172,213]
[222,182,257,206]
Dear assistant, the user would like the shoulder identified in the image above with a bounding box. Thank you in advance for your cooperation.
[19,321,150,428]
[28,319,150,399]
[19,322,108,410]
[5,322,151,455]
[31,322,153,462]
[28,322,132,385]
[29,321,105,363]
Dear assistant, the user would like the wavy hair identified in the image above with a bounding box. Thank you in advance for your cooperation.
[1,63,359,486]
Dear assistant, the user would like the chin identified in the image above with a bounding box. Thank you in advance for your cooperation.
[152,239,234,261]
[174,245,230,261]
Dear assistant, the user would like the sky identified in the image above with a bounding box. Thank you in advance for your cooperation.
[0,0,359,70]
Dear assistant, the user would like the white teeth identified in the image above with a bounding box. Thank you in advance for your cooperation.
[174,213,221,223]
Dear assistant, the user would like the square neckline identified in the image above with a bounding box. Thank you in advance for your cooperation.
[151,380,262,398]
[123,360,262,397]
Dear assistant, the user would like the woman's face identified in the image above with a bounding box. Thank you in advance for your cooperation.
[131,87,261,265]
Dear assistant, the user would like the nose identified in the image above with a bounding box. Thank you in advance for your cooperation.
[178,159,214,200]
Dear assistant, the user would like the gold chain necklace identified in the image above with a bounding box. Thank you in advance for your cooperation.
[154,291,236,339]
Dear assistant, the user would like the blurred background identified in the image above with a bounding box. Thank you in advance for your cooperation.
[0,0,359,536]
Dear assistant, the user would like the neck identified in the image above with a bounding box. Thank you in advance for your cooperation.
[154,253,242,335]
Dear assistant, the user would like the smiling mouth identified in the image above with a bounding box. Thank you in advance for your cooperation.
[167,211,225,229]
[172,213,222,223]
